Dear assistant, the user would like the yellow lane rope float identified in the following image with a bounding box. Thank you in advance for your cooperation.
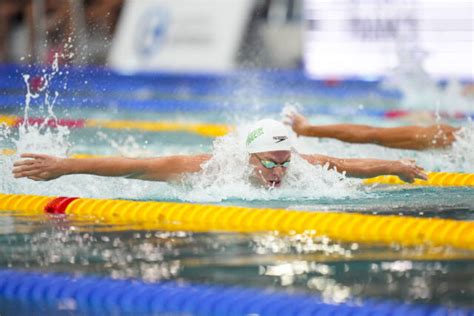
[84,119,230,137]
[0,115,230,137]
[1,193,473,250]
[0,115,17,126]
[362,172,474,187]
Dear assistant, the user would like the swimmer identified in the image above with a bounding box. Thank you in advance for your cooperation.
[12,119,427,188]
[283,109,459,150]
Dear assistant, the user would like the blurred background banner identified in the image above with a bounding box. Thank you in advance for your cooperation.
[108,0,253,73]
[1,0,472,79]
[304,0,474,79]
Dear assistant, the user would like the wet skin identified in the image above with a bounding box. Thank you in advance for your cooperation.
[248,150,291,188]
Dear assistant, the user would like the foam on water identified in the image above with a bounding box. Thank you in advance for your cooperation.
[178,125,360,202]
[407,123,474,173]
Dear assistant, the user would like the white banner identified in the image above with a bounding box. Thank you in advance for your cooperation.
[108,0,253,73]
[304,0,474,79]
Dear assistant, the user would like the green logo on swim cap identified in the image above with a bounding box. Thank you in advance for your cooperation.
[246,127,264,145]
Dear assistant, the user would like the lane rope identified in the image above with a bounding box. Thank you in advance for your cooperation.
[1,113,470,138]
[362,172,474,187]
[1,193,473,250]
[1,270,470,315]
[0,115,230,137]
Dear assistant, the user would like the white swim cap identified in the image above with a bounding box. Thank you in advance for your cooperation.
[246,119,292,154]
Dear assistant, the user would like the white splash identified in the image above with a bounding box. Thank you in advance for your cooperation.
[15,53,69,157]
[422,123,474,172]
[0,122,11,141]
[178,123,360,202]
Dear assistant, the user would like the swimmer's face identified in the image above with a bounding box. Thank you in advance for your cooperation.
[249,150,291,188]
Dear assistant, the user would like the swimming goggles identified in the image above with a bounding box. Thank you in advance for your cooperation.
[258,158,290,169]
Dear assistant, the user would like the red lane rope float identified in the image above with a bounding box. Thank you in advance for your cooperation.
[383,110,410,119]
[1,193,474,250]
[0,115,85,129]
[382,110,473,120]
[15,117,85,128]
[44,197,79,214]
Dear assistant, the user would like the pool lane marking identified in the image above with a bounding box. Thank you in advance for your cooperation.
[0,115,17,126]
[0,115,230,137]
[362,172,474,186]
[1,193,474,250]
[2,269,473,316]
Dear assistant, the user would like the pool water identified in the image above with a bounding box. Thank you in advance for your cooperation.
[1,212,473,308]
[0,65,473,313]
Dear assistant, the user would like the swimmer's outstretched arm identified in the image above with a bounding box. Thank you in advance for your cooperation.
[13,153,211,182]
[285,111,458,150]
[302,154,427,183]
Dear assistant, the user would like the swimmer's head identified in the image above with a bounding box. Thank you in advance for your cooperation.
[246,119,292,154]
[246,119,292,188]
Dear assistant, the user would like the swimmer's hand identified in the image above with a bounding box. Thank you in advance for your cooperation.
[416,125,458,149]
[282,107,310,136]
[393,159,428,183]
[13,153,66,181]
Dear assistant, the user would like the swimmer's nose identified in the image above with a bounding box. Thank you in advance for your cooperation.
[272,166,286,177]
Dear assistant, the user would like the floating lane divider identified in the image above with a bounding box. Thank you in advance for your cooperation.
[363,171,474,187]
[0,115,230,137]
[1,270,471,316]
[1,193,473,250]
[84,119,230,137]
[2,111,472,138]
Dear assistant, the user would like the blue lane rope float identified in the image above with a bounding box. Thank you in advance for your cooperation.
[0,270,472,316]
